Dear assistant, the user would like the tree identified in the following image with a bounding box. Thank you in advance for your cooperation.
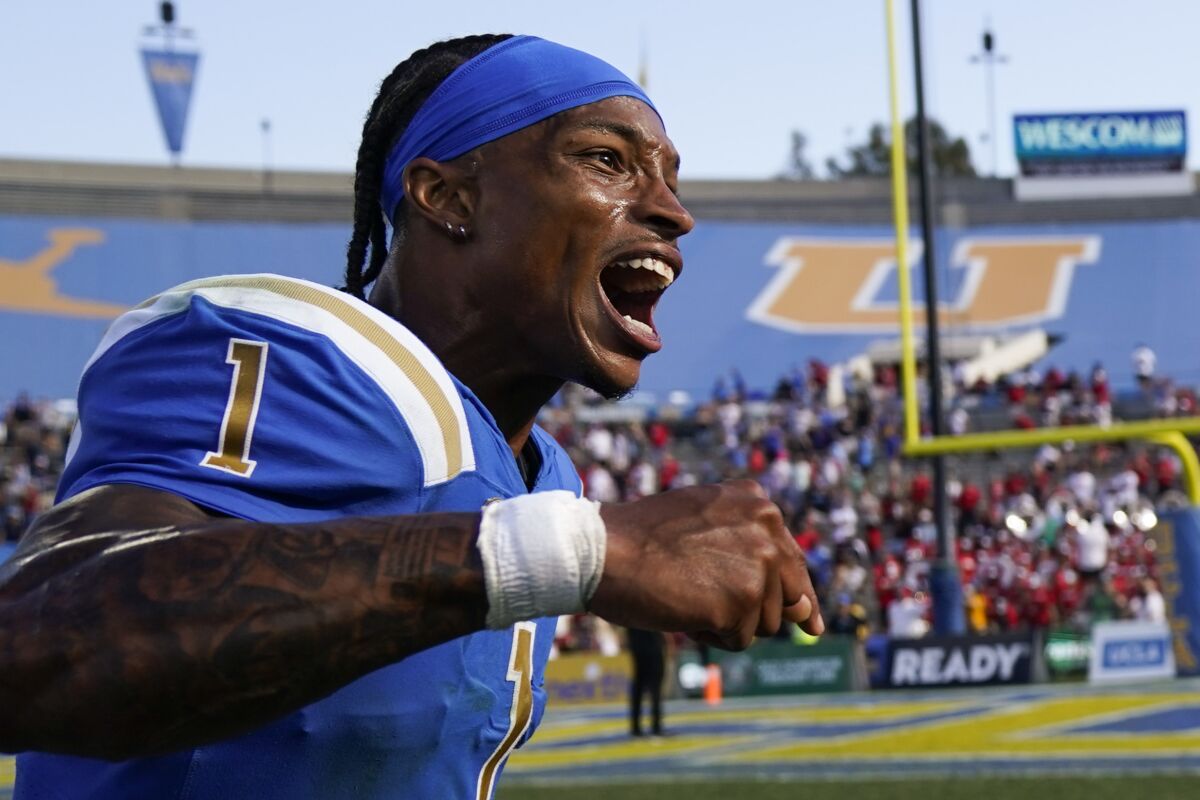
[826,117,976,178]
[778,129,816,180]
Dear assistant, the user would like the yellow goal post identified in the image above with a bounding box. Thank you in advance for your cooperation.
[882,0,1200,503]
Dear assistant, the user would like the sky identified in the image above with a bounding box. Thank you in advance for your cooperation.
[2,1,1198,180]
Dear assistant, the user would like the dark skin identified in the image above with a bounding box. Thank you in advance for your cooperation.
[0,97,822,760]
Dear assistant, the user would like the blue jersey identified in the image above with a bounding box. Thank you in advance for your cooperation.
[16,274,581,800]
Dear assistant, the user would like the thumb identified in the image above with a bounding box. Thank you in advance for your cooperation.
[782,595,825,635]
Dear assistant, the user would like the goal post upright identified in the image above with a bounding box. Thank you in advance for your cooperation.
[881,0,1200,646]
[886,0,965,634]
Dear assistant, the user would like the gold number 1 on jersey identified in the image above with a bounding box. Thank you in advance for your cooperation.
[476,622,535,800]
[201,338,269,478]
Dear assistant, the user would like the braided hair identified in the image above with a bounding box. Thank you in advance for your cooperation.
[343,34,513,299]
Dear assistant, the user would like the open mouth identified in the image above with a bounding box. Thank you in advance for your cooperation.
[598,256,676,350]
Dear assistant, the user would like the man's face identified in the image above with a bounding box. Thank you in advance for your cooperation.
[469,96,694,398]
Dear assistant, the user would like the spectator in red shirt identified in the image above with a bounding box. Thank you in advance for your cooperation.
[646,421,670,451]
[873,554,902,617]
[1004,471,1027,498]
[1091,362,1111,405]
[1006,376,1027,406]
[910,471,932,508]
[809,359,829,392]
[658,455,680,490]
[1024,576,1055,628]
[1043,366,1064,395]
[864,523,884,559]
[793,523,820,555]
[956,481,982,533]
[957,538,978,584]
[747,445,767,475]
[1155,453,1177,495]
[1130,450,1152,488]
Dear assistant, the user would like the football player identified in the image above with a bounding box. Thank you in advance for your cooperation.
[6,34,822,799]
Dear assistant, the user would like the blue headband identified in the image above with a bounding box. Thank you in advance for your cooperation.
[379,35,659,226]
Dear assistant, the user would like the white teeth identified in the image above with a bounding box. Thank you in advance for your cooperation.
[623,314,655,337]
[613,257,675,289]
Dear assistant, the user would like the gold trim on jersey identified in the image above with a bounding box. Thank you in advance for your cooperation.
[141,275,466,481]
[477,622,536,800]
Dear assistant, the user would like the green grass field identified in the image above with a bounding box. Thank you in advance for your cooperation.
[6,682,1197,799]
[500,776,1200,800]
[500,680,1200,799]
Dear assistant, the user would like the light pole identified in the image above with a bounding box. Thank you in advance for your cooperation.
[261,118,273,193]
[969,21,1008,177]
[142,2,191,49]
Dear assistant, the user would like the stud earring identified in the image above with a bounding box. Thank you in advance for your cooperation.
[444,221,469,241]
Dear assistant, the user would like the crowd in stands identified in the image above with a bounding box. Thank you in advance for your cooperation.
[542,350,1184,643]
[1,394,71,544]
[2,345,1187,643]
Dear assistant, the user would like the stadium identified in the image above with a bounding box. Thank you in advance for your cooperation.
[3,3,1200,800]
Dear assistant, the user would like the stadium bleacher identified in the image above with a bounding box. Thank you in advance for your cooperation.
[3,158,1200,401]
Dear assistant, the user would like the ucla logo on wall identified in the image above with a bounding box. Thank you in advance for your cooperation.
[746,235,1101,333]
[0,228,124,319]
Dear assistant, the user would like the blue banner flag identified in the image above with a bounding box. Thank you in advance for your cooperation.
[140,49,199,156]
[1154,509,1200,676]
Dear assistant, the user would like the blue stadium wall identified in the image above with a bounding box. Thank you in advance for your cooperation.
[2,214,1198,402]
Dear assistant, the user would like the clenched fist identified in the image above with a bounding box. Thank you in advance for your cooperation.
[588,479,824,650]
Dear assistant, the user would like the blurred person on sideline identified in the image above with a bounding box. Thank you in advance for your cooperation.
[626,627,667,737]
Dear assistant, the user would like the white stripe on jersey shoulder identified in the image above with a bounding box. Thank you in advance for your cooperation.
[84,273,475,486]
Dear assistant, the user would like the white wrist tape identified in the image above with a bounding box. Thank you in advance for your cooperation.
[477,490,607,630]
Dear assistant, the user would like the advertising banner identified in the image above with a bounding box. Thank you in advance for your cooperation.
[1044,629,1091,679]
[1150,510,1200,676]
[1012,110,1190,200]
[1013,110,1186,176]
[542,652,631,706]
[1088,620,1175,685]
[140,49,200,156]
[884,633,1034,688]
[11,216,1200,402]
[711,637,859,696]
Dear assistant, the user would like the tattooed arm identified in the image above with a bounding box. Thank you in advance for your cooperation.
[0,482,822,761]
[0,483,486,759]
